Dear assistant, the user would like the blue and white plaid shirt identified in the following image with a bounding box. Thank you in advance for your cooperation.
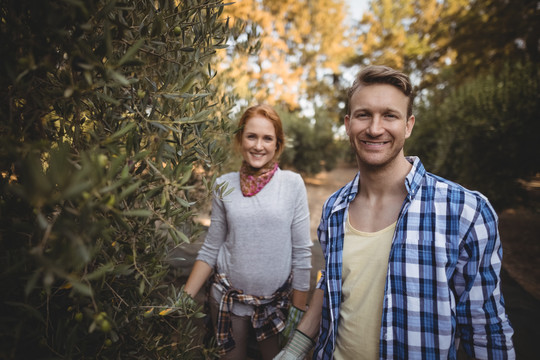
[313,157,515,360]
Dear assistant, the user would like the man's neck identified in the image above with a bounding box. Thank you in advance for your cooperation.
[357,156,412,198]
[348,156,412,232]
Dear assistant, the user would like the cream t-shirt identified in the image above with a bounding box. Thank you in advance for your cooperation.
[333,215,396,360]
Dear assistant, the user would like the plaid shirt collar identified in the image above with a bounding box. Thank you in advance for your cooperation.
[330,156,423,216]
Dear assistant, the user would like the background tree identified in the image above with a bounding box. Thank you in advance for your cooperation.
[407,61,540,211]
[351,0,539,210]
[0,0,239,358]
[350,0,469,90]
[210,0,356,174]
[217,0,354,111]
[448,0,540,83]
[279,106,340,175]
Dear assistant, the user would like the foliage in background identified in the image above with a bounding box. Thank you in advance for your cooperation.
[448,0,540,83]
[354,0,539,90]
[351,0,469,90]
[406,61,540,211]
[279,107,341,175]
[217,0,539,207]
[217,0,354,111]
[0,0,239,358]
[355,0,539,210]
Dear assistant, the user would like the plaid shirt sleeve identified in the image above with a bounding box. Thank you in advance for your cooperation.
[313,175,358,359]
[313,194,332,359]
[453,196,515,359]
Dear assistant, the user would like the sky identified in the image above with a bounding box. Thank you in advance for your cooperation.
[345,0,370,21]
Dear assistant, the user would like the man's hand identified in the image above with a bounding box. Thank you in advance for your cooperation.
[282,305,305,341]
[274,329,314,360]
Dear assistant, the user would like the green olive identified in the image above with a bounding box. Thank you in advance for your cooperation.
[100,319,111,332]
[74,312,83,322]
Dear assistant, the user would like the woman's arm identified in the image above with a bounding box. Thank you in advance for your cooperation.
[185,179,229,298]
[290,175,313,294]
[184,260,213,298]
[292,289,308,311]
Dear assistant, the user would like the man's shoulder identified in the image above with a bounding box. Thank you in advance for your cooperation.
[421,171,492,214]
[409,157,486,199]
[323,175,358,212]
[425,171,485,197]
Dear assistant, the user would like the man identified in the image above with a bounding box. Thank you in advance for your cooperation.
[276,65,515,359]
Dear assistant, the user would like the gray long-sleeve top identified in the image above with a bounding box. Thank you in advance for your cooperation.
[197,168,312,314]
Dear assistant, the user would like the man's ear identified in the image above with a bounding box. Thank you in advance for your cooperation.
[344,114,351,135]
[405,115,415,138]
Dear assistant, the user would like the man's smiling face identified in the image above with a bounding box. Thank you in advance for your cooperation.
[345,83,415,170]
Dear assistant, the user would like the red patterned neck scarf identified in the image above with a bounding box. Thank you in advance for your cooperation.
[239,161,279,197]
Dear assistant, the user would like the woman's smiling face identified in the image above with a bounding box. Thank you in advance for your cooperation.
[241,115,277,169]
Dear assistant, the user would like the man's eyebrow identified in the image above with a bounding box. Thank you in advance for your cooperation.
[383,107,404,114]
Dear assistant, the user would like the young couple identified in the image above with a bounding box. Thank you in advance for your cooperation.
[184,65,515,359]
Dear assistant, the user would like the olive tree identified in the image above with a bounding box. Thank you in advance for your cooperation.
[0,0,239,358]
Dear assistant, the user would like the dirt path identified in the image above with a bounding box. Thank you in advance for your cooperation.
[304,165,358,240]
[302,165,357,294]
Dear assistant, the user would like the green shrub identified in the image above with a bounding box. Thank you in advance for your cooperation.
[280,107,341,175]
[407,62,540,210]
[0,0,237,358]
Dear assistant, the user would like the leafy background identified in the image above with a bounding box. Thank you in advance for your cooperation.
[0,0,538,358]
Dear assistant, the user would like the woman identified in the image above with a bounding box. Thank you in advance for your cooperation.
[184,104,312,359]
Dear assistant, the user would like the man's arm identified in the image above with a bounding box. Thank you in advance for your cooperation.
[455,200,515,359]
[297,288,324,338]
[274,289,324,360]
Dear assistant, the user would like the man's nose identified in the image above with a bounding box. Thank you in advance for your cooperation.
[367,115,384,136]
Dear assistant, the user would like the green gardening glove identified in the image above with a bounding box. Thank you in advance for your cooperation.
[281,305,305,341]
[274,329,314,360]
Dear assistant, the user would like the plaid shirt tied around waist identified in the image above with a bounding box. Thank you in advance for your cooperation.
[214,272,292,354]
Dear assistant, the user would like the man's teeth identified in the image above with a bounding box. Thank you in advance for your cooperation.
[365,141,383,145]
